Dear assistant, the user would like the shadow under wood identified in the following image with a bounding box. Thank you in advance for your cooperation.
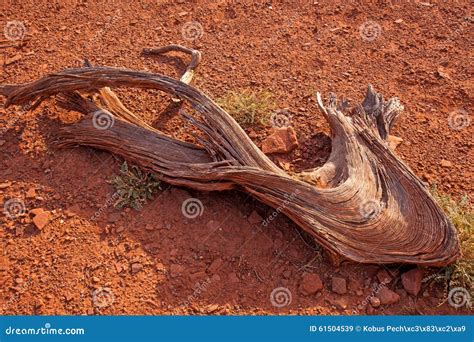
[143,53,194,130]
[293,132,332,172]
[151,100,183,130]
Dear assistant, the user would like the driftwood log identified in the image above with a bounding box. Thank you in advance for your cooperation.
[0,45,460,266]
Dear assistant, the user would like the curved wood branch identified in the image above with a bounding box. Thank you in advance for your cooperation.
[143,44,201,85]
[0,63,460,266]
[143,44,201,104]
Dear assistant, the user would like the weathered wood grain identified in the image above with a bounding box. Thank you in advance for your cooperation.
[0,53,460,266]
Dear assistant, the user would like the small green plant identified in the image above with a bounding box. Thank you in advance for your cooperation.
[430,185,473,291]
[110,161,161,210]
[216,88,276,127]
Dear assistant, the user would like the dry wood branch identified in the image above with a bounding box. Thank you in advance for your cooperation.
[143,44,201,85]
[0,57,460,266]
[143,44,201,104]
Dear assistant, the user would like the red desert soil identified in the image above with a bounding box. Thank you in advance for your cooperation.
[0,1,472,315]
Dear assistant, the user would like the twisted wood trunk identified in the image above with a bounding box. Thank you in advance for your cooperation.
[0,46,460,266]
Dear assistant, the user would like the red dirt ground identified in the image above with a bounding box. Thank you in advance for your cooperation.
[0,0,472,315]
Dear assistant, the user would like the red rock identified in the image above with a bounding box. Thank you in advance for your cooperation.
[401,268,423,296]
[300,273,323,295]
[369,296,381,308]
[437,66,451,79]
[5,54,22,65]
[190,271,207,283]
[65,204,80,217]
[376,286,400,305]
[395,288,408,299]
[64,293,74,302]
[247,128,258,139]
[261,127,298,154]
[348,278,363,293]
[205,304,219,313]
[332,297,348,310]
[31,208,50,230]
[29,208,43,215]
[0,182,11,189]
[145,224,155,231]
[247,210,263,225]
[331,276,347,294]
[228,272,240,284]
[155,262,166,273]
[26,187,36,199]
[376,269,392,284]
[208,258,223,274]
[0,257,9,272]
[170,264,184,277]
[364,265,380,278]
[440,159,452,168]
[130,262,143,274]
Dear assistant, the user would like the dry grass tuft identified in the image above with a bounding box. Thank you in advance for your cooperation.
[216,88,276,127]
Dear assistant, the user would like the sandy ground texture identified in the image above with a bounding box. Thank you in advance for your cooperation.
[0,0,472,315]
